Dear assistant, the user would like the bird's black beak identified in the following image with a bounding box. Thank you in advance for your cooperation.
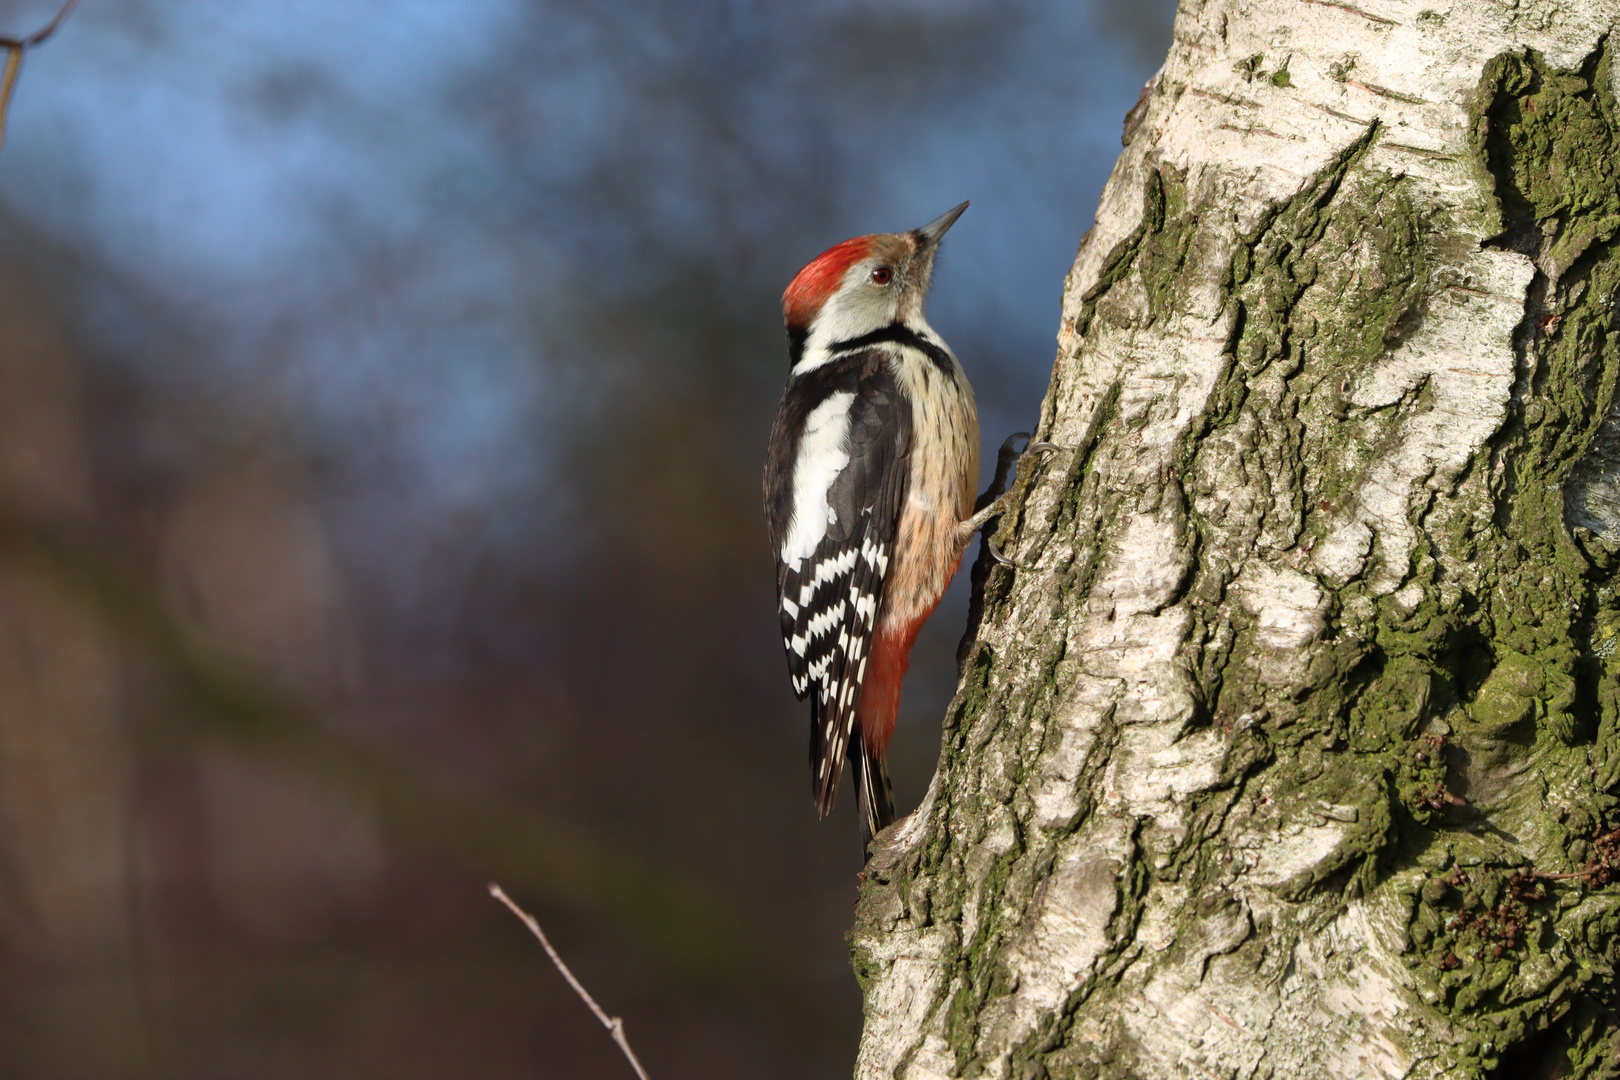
[914,201,969,247]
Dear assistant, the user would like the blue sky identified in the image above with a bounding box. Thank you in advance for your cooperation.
[0,0,1172,604]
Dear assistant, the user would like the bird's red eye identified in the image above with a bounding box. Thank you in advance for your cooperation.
[870,266,893,285]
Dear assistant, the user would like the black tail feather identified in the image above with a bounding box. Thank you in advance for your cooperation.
[810,695,845,817]
[851,731,895,859]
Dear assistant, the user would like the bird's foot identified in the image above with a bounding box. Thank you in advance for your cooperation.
[958,433,1063,553]
[960,493,1009,536]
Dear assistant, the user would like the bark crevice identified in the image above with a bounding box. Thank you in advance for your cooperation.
[855,5,1620,1078]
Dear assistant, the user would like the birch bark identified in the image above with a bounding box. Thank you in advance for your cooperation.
[853,1,1620,1077]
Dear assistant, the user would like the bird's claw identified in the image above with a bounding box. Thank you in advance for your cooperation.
[987,537,1021,569]
[971,434,1061,569]
[999,432,1062,458]
[1000,431,1033,456]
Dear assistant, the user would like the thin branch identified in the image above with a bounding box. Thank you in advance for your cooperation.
[489,883,652,1080]
[0,47,21,148]
[0,0,82,152]
[0,0,80,47]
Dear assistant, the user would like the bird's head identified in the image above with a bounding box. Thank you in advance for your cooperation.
[782,201,967,365]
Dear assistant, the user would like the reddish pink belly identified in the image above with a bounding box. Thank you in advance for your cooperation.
[855,552,960,759]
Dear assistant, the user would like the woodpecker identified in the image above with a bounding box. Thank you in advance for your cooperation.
[764,202,1003,855]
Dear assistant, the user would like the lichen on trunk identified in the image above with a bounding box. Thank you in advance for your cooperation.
[852,3,1620,1078]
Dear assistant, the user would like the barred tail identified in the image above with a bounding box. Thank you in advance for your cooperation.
[851,731,895,859]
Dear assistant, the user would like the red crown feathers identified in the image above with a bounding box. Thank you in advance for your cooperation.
[781,235,877,329]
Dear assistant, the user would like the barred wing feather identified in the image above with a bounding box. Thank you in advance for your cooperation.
[764,350,910,815]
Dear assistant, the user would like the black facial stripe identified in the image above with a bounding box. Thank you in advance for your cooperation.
[786,324,808,367]
[830,323,953,376]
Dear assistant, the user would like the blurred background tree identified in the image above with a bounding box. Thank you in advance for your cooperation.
[0,1,1172,1076]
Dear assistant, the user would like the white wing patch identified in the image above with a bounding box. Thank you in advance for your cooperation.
[781,392,854,565]
[767,350,911,814]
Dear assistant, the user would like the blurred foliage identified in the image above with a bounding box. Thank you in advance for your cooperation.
[0,0,1173,1076]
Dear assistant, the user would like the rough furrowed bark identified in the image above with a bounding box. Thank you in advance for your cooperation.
[853,2,1620,1077]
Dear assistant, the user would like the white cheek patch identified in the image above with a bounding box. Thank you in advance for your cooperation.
[781,392,855,564]
[790,266,900,376]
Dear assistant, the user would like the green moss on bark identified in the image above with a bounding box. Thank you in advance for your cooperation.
[853,37,1620,1080]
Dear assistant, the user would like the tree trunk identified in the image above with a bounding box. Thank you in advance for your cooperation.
[852,2,1620,1077]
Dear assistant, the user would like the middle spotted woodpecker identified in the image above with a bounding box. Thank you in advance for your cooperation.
[764,202,1007,855]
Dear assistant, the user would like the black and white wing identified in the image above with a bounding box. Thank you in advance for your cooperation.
[764,350,910,815]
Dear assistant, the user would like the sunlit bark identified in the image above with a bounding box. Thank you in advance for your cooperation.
[854,1,1620,1076]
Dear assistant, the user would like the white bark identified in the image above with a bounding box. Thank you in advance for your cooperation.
[854,1,1620,1077]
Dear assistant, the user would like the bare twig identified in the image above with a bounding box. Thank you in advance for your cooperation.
[489,883,652,1080]
[0,0,81,151]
